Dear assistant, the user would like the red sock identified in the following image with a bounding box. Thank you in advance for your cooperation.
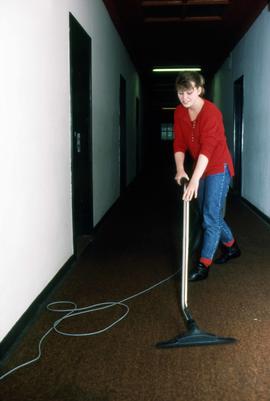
[223,239,235,247]
[199,257,212,267]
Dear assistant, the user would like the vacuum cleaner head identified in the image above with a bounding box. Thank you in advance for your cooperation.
[156,321,237,348]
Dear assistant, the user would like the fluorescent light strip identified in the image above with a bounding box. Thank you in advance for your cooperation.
[162,107,176,110]
[153,67,201,72]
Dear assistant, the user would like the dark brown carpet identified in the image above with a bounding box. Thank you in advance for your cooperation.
[1,147,270,401]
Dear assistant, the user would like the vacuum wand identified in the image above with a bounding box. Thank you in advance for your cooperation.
[156,178,237,348]
[181,178,193,322]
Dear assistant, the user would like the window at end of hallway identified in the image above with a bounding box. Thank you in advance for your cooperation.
[161,123,174,140]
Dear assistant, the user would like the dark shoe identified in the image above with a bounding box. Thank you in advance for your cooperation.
[189,262,209,282]
[214,241,241,264]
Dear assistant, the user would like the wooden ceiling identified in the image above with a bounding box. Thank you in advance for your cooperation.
[103,0,268,107]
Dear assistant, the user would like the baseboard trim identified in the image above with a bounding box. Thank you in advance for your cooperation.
[0,255,75,363]
[241,197,270,226]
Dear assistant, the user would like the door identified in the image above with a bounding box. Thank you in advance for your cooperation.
[119,75,127,193]
[233,76,244,195]
[69,14,93,246]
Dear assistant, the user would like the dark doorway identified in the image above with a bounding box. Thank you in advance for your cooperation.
[119,75,127,193]
[69,14,93,255]
[233,76,244,195]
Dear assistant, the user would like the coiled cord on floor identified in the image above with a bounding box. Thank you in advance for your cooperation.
[0,269,180,381]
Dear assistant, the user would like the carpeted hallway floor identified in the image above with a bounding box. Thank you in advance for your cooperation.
[1,146,270,401]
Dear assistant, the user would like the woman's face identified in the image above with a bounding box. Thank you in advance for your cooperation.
[177,82,202,108]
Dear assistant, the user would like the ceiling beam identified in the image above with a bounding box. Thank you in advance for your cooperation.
[142,0,230,6]
[145,15,223,22]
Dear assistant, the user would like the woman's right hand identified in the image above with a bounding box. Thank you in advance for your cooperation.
[174,170,189,186]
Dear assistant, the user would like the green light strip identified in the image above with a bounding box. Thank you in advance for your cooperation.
[153,67,201,72]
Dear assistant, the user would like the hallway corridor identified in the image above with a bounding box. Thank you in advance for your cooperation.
[1,145,270,401]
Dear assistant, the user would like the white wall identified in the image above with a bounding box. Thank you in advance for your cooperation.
[0,0,140,342]
[212,6,270,217]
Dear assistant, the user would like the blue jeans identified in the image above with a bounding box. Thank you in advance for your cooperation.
[197,165,234,262]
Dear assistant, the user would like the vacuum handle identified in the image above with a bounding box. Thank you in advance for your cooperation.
[179,177,189,189]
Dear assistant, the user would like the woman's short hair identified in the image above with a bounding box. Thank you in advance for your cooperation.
[175,71,205,97]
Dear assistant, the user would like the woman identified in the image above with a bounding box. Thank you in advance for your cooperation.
[173,71,241,281]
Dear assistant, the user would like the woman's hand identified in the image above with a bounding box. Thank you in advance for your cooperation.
[175,170,189,186]
[182,177,199,201]
[182,154,208,201]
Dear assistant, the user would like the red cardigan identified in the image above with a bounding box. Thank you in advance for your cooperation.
[173,99,234,177]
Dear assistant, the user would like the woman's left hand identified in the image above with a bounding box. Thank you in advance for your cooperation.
[182,178,199,201]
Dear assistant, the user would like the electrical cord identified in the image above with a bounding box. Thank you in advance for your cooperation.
[0,268,180,381]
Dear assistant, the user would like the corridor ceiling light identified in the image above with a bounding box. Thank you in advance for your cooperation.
[162,107,176,110]
[153,67,201,72]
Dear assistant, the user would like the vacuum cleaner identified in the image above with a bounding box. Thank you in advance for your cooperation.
[156,178,237,348]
